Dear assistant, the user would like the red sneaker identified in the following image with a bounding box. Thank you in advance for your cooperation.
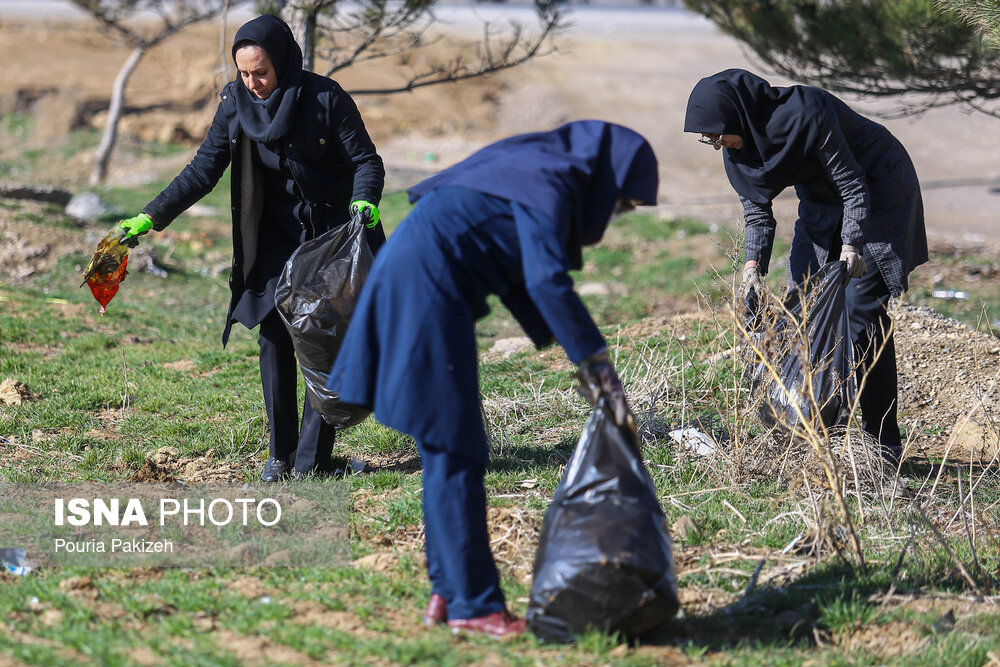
[447,610,526,638]
[422,593,447,628]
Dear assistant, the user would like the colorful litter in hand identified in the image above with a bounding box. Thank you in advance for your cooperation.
[81,227,131,314]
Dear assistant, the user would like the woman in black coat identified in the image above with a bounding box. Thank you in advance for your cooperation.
[118,15,385,481]
[685,69,928,465]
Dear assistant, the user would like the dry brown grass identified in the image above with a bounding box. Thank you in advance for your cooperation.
[610,261,1000,595]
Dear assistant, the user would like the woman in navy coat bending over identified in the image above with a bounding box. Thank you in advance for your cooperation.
[328,121,659,636]
[685,69,928,466]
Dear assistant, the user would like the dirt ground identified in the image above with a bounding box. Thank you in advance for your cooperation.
[1,8,999,241]
[4,194,997,469]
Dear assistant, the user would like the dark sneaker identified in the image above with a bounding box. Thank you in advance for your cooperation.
[260,457,291,483]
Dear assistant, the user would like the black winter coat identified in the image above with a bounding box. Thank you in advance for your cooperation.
[143,71,385,345]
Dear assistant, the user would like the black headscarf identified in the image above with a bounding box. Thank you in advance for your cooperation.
[408,120,658,248]
[231,14,304,143]
[684,69,825,203]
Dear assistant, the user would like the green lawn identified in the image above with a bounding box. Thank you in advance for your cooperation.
[1,127,999,665]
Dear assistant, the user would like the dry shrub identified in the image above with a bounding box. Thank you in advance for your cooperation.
[488,506,541,584]
[743,426,892,499]
[612,257,1000,590]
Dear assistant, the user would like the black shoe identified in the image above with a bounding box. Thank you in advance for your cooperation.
[260,457,291,483]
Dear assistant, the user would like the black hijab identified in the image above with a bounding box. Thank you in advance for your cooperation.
[408,120,658,250]
[684,69,825,203]
[231,14,304,144]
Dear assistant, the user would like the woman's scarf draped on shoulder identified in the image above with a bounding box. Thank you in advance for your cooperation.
[408,120,659,248]
[231,14,304,143]
[683,69,825,203]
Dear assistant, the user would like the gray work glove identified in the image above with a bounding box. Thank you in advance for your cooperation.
[576,349,630,426]
[840,245,866,279]
[739,264,762,299]
[739,264,764,327]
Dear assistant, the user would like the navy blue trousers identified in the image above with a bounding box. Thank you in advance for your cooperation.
[258,311,336,473]
[790,206,903,462]
[417,440,506,620]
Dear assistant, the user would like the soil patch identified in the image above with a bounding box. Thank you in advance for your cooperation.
[228,575,277,600]
[351,551,402,574]
[833,592,1000,660]
[894,303,1000,461]
[0,377,39,406]
[288,600,378,639]
[0,623,89,663]
[362,450,422,474]
[487,506,542,585]
[130,446,245,482]
[0,202,83,285]
[211,630,321,666]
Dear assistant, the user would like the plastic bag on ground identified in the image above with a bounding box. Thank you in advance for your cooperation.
[527,399,679,643]
[1,547,33,576]
[274,218,373,428]
[745,261,856,433]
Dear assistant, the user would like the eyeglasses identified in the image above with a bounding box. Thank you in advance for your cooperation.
[698,135,725,147]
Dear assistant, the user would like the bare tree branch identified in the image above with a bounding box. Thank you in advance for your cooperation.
[69,0,250,184]
[320,0,568,95]
[272,0,565,93]
[76,0,567,183]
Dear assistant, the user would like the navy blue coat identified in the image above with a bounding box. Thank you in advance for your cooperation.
[328,122,658,462]
[143,71,385,345]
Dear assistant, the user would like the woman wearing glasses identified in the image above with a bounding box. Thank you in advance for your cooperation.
[684,68,927,466]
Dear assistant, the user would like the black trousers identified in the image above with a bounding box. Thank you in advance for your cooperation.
[258,311,335,473]
[790,204,902,462]
[844,246,902,458]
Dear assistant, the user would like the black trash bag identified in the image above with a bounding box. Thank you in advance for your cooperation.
[275,217,373,428]
[527,399,679,643]
[746,260,856,432]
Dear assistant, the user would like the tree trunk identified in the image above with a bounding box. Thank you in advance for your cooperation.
[281,2,316,71]
[89,44,146,187]
[218,0,232,88]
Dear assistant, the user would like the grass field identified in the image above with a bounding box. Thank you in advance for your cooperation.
[2,123,1000,666]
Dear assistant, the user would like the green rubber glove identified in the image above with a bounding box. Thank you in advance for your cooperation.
[119,213,154,243]
[350,200,380,228]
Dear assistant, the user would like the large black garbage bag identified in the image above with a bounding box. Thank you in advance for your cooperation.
[527,400,679,643]
[746,260,856,432]
[275,218,372,428]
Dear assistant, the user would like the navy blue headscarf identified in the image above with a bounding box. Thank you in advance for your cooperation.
[408,120,658,247]
[231,14,304,143]
[684,69,825,203]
